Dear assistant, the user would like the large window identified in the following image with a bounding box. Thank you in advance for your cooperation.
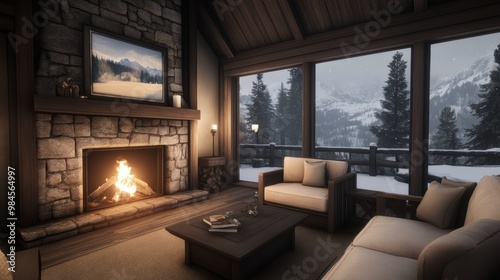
[238,67,302,182]
[428,33,500,183]
[315,49,412,194]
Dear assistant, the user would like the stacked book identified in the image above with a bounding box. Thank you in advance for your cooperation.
[203,214,241,233]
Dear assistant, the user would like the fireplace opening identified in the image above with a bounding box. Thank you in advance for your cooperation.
[83,145,164,211]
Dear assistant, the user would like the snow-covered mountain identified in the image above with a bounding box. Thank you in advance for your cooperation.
[118,58,161,77]
[430,55,493,98]
[428,53,495,137]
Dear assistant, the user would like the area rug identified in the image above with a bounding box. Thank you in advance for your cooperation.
[42,225,352,280]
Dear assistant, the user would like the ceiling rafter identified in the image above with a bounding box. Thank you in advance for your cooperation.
[197,1,235,59]
[278,0,304,41]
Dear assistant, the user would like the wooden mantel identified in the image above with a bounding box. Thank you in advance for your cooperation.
[34,95,201,121]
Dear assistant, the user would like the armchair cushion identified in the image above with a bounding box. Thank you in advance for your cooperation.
[326,160,349,181]
[302,160,326,187]
[416,182,465,229]
[283,156,349,183]
[264,183,328,212]
[283,157,305,183]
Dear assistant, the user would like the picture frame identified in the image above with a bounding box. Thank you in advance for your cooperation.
[83,26,167,105]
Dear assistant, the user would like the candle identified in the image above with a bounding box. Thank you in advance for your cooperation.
[173,94,181,108]
[211,124,217,132]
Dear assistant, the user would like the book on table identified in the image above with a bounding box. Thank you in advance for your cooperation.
[203,214,241,232]
[208,227,238,233]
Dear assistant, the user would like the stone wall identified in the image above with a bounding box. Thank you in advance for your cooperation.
[35,0,182,98]
[32,0,186,222]
[36,113,189,221]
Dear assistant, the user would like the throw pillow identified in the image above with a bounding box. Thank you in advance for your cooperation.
[416,181,465,229]
[302,160,326,187]
[441,176,477,227]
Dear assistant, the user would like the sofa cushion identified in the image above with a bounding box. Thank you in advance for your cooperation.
[416,182,465,229]
[264,182,328,212]
[303,160,326,187]
[323,245,417,280]
[418,219,500,280]
[441,176,477,227]
[464,175,500,225]
[353,215,450,259]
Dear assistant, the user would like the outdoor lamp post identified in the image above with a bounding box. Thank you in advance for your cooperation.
[251,124,259,144]
[211,124,217,157]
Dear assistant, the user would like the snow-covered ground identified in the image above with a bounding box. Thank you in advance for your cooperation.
[240,164,499,195]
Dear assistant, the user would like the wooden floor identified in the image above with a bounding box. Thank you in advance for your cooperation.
[39,185,257,269]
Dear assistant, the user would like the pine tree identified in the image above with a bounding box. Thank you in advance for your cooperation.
[286,67,302,145]
[431,106,462,165]
[370,52,410,150]
[245,73,275,144]
[465,43,500,165]
[274,82,289,145]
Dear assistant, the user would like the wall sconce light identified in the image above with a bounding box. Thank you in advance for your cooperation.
[211,124,217,157]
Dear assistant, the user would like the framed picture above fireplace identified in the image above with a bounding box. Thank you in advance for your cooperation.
[83,25,167,105]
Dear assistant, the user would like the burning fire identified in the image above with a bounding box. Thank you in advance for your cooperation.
[114,159,137,202]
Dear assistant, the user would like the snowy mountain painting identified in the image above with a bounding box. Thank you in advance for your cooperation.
[90,30,165,103]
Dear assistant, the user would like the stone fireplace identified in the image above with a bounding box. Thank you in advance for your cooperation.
[17,0,209,247]
[83,145,165,211]
[36,113,189,222]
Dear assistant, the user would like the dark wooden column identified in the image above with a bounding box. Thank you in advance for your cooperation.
[409,41,430,196]
[14,0,38,226]
[302,62,313,158]
[184,0,199,189]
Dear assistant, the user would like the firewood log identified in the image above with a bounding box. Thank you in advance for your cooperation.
[133,177,156,196]
[89,176,117,201]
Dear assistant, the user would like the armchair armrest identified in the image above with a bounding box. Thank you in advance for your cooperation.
[327,172,357,232]
[376,192,423,219]
[258,169,284,206]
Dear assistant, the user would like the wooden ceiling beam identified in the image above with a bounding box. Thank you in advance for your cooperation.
[197,3,235,59]
[278,0,304,41]
[221,1,500,74]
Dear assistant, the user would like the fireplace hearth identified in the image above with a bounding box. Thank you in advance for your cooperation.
[83,145,164,211]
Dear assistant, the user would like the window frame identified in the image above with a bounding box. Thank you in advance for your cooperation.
[223,28,500,195]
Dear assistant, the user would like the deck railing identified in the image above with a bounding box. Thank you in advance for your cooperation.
[240,143,500,176]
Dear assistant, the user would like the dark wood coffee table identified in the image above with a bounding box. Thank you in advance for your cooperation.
[165,202,308,280]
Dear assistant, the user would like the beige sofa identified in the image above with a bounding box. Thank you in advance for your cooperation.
[258,156,356,232]
[323,175,500,280]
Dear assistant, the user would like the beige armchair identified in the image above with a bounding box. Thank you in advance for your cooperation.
[258,156,357,232]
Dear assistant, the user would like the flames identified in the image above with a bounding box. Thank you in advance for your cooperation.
[113,159,137,202]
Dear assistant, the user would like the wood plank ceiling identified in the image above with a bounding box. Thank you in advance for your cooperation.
[197,0,460,59]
